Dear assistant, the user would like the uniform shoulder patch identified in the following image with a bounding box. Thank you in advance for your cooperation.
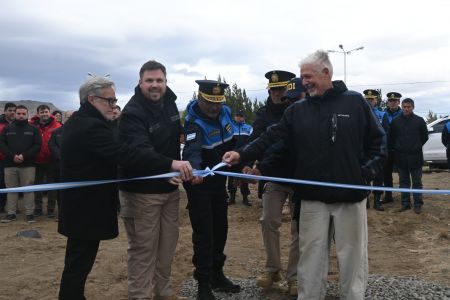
[186,132,197,142]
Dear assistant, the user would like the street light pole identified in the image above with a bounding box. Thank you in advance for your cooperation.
[327,44,364,83]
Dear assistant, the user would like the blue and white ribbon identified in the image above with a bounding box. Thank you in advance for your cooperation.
[1,162,449,196]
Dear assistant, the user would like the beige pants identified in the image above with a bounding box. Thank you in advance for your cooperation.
[4,166,35,215]
[120,190,180,299]
[297,199,368,300]
[261,182,299,282]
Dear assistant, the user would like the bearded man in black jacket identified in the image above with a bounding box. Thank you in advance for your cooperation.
[224,50,386,300]
[118,60,191,300]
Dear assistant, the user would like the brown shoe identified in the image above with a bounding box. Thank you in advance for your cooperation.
[287,280,298,296]
[256,271,281,288]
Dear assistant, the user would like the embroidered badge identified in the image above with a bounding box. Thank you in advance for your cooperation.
[186,132,197,141]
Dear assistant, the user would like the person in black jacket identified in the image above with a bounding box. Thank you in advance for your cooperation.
[0,102,16,213]
[0,105,41,223]
[390,98,428,214]
[118,60,192,300]
[442,120,450,170]
[363,89,390,211]
[48,111,73,221]
[58,75,193,300]
[243,70,300,295]
[382,92,403,203]
[224,50,386,299]
[183,80,241,300]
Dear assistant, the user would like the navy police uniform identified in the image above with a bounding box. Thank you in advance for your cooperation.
[363,89,389,210]
[182,80,240,299]
[227,111,252,205]
[383,92,402,203]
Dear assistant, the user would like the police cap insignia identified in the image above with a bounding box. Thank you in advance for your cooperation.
[265,70,296,89]
[195,80,229,103]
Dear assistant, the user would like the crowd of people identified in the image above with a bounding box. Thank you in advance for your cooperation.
[0,49,448,300]
[0,104,75,223]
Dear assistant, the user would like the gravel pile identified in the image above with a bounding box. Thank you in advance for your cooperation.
[180,275,450,300]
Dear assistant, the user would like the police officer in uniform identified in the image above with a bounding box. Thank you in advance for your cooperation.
[383,92,402,203]
[363,89,389,211]
[244,70,300,296]
[183,80,241,300]
[227,110,252,206]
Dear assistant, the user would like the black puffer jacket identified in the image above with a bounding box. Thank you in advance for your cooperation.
[249,97,295,183]
[118,86,181,194]
[240,81,386,203]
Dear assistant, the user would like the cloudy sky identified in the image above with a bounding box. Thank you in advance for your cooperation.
[1,0,449,117]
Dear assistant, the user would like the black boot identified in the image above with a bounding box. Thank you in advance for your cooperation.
[242,195,251,206]
[383,192,393,203]
[373,194,384,211]
[197,282,215,300]
[211,270,241,293]
[228,193,236,205]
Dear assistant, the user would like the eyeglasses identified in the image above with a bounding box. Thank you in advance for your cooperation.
[95,96,118,107]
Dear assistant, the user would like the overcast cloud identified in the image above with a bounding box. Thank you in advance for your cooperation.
[1,0,449,116]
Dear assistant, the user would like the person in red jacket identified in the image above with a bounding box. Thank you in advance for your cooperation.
[30,104,61,217]
[0,103,16,213]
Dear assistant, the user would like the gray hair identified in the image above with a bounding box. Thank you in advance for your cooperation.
[79,75,115,104]
[299,50,333,78]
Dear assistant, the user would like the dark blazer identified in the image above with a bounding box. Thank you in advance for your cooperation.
[58,102,172,240]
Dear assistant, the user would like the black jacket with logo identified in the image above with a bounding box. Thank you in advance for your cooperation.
[249,97,295,190]
[390,113,428,169]
[118,86,181,194]
[240,81,386,203]
[0,120,41,167]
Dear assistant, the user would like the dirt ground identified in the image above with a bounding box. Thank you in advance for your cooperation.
[0,171,449,300]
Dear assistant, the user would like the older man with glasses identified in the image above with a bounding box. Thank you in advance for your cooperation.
[58,74,192,300]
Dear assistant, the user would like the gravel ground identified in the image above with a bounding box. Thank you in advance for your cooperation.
[180,275,450,300]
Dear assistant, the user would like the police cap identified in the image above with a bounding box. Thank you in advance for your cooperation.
[265,70,296,89]
[283,77,306,100]
[387,92,402,101]
[195,80,229,103]
[363,89,380,100]
[235,110,244,116]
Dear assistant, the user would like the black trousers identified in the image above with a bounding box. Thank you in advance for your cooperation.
[371,169,385,196]
[227,177,250,196]
[35,163,57,212]
[186,187,228,282]
[383,153,395,195]
[59,238,100,300]
[0,160,6,208]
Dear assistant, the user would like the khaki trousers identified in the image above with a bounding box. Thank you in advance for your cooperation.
[4,166,35,215]
[297,199,368,300]
[261,182,299,282]
[120,190,180,299]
